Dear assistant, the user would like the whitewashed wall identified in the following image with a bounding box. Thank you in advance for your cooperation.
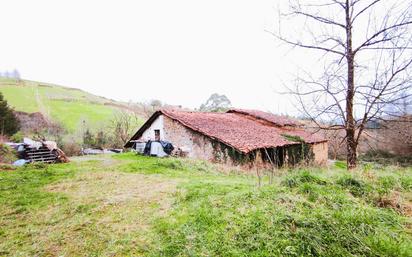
[139,115,165,141]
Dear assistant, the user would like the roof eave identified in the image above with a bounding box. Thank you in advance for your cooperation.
[124,110,163,148]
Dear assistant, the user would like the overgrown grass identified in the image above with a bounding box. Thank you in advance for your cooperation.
[1,153,412,256]
[152,167,412,256]
[360,149,412,167]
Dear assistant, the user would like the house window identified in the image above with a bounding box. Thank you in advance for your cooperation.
[154,129,160,141]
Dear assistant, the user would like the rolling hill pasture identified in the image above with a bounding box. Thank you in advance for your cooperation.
[0,78,142,133]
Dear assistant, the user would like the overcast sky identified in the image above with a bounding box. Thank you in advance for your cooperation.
[0,0,310,114]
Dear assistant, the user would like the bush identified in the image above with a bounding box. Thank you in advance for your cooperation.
[298,182,320,201]
[156,158,184,170]
[25,162,48,170]
[282,170,327,188]
[377,176,397,196]
[9,131,24,143]
[337,175,370,197]
[0,143,17,163]
[364,149,395,159]
[400,177,412,191]
[0,163,16,170]
[60,140,82,156]
[360,149,412,166]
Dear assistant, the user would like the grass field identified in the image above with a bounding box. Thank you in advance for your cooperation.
[0,78,142,133]
[1,154,412,256]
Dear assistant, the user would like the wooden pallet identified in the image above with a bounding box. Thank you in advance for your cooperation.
[25,147,58,163]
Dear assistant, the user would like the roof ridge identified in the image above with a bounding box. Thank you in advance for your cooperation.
[125,108,326,151]
[227,108,301,127]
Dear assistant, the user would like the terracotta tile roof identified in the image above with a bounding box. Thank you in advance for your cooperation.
[227,108,302,127]
[126,109,327,153]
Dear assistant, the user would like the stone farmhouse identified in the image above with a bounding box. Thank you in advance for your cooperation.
[125,109,328,168]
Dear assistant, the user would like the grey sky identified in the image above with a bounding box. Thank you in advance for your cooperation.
[0,0,309,114]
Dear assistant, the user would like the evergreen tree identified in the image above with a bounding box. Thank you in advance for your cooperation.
[0,92,20,136]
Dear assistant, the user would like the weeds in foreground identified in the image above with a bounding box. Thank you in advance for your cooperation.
[1,153,411,256]
[147,161,412,257]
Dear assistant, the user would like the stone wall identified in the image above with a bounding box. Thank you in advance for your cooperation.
[312,142,328,165]
[138,114,328,168]
[138,114,217,161]
[162,115,216,160]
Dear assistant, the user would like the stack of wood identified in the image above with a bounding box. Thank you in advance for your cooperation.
[21,139,70,164]
[25,146,58,163]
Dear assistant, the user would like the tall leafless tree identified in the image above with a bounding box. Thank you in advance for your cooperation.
[110,110,140,147]
[271,0,412,169]
[141,99,163,119]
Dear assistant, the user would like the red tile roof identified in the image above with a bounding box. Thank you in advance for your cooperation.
[227,108,302,127]
[125,109,327,153]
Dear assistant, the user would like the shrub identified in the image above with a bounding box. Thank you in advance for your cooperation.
[25,162,48,169]
[336,175,370,197]
[0,163,16,170]
[9,131,24,143]
[364,149,395,159]
[60,140,82,156]
[0,143,17,163]
[298,182,320,201]
[282,170,327,188]
[400,176,412,191]
[360,149,412,166]
[156,158,184,170]
[377,176,397,196]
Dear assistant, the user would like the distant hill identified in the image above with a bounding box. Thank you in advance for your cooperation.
[0,77,143,133]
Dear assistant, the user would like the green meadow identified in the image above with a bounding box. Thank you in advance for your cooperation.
[0,78,141,133]
[1,154,411,256]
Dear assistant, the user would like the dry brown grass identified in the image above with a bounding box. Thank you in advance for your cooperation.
[2,160,177,256]
[40,171,177,255]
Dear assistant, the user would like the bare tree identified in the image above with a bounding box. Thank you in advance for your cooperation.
[271,0,412,169]
[110,110,140,147]
[385,90,412,115]
[323,129,346,160]
[141,99,163,119]
[12,69,21,80]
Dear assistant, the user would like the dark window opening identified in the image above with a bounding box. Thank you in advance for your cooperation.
[260,147,284,167]
[154,129,160,141]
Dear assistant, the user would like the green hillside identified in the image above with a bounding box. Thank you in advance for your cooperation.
[0,78,142,133]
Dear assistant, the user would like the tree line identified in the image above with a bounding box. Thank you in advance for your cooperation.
[0,69,21,79]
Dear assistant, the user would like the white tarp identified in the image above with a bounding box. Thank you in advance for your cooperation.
[43,141,57,150]
[150,141,168,157]
[23,138,42,149]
